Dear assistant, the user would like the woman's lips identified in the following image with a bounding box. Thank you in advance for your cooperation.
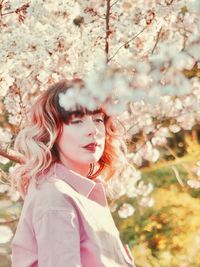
[82,143,100,152]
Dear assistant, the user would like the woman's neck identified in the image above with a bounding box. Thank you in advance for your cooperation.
[58,157,90,177]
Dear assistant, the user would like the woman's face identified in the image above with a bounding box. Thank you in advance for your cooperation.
[56,112,106,172]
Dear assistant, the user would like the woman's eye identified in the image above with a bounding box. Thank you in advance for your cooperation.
[95,118,104,123]
[71,120,82,124]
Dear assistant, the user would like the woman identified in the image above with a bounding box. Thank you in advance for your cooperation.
[10,78,135,267]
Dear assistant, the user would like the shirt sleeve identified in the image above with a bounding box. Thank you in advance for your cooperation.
[34,209,82,267]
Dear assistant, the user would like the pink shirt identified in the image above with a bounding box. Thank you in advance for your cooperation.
[11,162,135,267]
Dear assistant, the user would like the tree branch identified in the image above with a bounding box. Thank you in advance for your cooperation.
[108,26,147,62]
[0,217,20,225]
[110,0,121,9]
[1,2,30,23]
[0,149,24,164]
[105,0,111,62]
[1,10,15,16]
[151,26,162,54]
[171,165,184,187]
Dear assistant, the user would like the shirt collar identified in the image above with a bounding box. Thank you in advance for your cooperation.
[52,162,105,199]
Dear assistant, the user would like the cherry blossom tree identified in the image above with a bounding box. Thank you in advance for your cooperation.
[0,0,200,216]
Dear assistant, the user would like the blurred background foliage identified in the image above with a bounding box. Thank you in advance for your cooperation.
[112,128,200,267]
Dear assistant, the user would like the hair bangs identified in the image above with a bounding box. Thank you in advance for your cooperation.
[58,103,106,124]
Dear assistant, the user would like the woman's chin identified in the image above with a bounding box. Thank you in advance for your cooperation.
[82,155,101,164]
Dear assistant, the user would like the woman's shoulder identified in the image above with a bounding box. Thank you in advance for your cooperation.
[24,174,80,224]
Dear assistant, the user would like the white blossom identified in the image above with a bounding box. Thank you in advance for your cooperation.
[0,184,10,193]
[118,203,135,218]
[0,156,10,164]
[169,124,181,133]
[0,226,13,244]
[187,179,200,189]
[138,196,155,207]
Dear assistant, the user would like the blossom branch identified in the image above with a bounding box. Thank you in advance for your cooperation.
[1,10,15,16]
[110,0,121,9]
[163,144,194,178]
[105,0,111,61]
[108,26,147,62]
[171,165,185,187]
[0,217,20,225]
[151,27,162,54]
[0,0,4,17]
[1,2,30,23]
[0,149,24,164]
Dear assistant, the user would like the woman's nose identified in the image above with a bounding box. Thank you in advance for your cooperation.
[87,119,98,136]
